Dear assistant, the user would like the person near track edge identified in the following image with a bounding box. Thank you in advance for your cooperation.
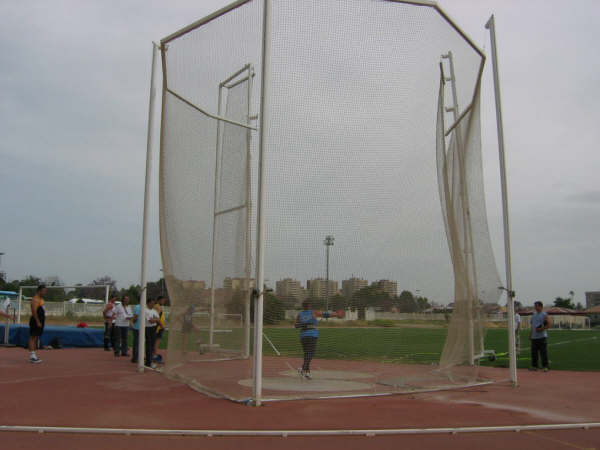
[295,299,319,379]
[28,285,46,364]
[529,300,551,372]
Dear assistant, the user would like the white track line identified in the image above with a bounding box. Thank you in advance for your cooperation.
[494,336,598,357]
[1,423,599,437]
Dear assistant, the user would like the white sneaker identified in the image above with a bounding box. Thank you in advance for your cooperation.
[29,356,42,364]
[304,371,312,380]
[151,362,157,369]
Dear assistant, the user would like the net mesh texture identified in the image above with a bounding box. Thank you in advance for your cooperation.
[159,0,502,401]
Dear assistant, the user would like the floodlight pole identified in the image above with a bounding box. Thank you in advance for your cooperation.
[486,15,517,386]
[324,235,335,312]
[253,0,272,407]
[138,42,159,373]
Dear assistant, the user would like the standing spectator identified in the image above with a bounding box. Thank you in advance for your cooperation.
[103,295,117,351]
[144,298,160,368]
[153,296,167,363]
[113,296,133,357]
[295,300,319,379]
[530,301,551,372]
[131,297,160,368]
[514,311,521,356]
[28,285,46,364]
[1,296,12,320]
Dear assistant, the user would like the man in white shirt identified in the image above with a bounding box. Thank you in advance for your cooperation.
[143,298,160,368]
[1,298,12,320]
[113,296,133,357]
[103,295,117,351]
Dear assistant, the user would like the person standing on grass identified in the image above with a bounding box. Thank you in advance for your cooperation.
[295,300,319,379]
[113,296,133,357]
[103,295,117,351]
[28,285,46,364]
[530,301,551,372]
[153,296,167,363]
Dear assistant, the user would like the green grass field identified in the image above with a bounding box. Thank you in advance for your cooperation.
[153,326,600,371]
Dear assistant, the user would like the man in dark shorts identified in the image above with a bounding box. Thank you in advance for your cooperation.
[153,296,167,363]
[28,285,46,364]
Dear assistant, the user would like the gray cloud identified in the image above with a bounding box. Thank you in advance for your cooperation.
[1,0,599,307]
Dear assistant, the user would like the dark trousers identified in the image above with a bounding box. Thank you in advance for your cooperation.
[114,326,129,356]
[145,326,156,366]
[104,323,115,349]
[132,329,139,362]
[301,336,318,372]
[531,337,549,368]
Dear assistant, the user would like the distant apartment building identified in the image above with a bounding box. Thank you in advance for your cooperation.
[342,277,368,299]
[585,291,600,309]
[373,279,398,297]
[307,278,338,299]
[276,278,304,300]
[224,277,255,290]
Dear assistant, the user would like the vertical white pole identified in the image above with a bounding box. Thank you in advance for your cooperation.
[444,51,476,365]
[138,43,158,373]
[104,285,109,304]
[17,287,22,325]
[244,66,254,359]
[253,0,272,406]
[209,85,224,347]
[486,15,517,386]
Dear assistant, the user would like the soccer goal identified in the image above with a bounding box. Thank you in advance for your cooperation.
[16,284,111,324]
[153,0,513,404]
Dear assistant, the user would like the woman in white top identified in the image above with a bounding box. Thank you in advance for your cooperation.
[113,296,133,357]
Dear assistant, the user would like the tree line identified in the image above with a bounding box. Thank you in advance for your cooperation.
[0,274,169,305]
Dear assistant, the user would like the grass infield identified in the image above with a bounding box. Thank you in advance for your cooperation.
[151,326,600,372]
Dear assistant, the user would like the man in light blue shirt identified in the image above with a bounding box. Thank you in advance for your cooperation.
[530,301,551,372]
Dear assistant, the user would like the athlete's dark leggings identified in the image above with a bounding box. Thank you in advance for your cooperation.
[301,336,317,372]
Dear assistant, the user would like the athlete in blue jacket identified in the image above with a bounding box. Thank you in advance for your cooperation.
[295,300,319,379]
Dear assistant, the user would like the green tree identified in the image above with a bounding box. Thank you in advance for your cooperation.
[351,285,389,318]
[263,292,284,324]
[554,297,575,309]
[397,290,418,312]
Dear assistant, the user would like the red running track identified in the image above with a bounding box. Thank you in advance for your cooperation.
[1,347,599,449]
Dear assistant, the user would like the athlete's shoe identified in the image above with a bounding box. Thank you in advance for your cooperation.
[543,367,549,373]
[29,356,42,364]
[303,371,312,380]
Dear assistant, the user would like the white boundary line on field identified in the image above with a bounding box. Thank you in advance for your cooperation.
[1,423,599,437]
[494,336,599,357]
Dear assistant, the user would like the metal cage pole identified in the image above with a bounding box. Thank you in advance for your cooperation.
[17,287,22,324]
[486,15,517,386]
[253,0,272,406]
[244,66,254,359]
[138,43,159,373]
[209,84,224,347]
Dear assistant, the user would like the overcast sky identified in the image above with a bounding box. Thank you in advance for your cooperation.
[1,0,598,306]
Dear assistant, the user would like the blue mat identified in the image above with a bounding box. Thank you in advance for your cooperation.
[0,324,103,348]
